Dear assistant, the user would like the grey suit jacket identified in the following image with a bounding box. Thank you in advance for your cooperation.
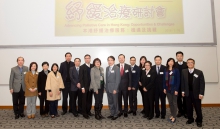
[105,65,121,93]
[9,65,29,92]
[90,66,104,92]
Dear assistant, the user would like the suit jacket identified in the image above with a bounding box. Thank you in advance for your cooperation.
[90,66,105,92]
[25,71,38,97]
[9,65,29,92]
[117,63,132,91]
[131,65,140,89]
[105,65,121,93]
[181,68,205,99]
[45,71,65,101]
[152,65,166,92]
[37,70,50,94]
[69,66,80,91]
[79,63,94,90]
[59,61,74,83]
[141,69,156,91]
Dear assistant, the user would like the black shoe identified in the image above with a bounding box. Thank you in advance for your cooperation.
[118,112,123,117]
[184,114,188,118]
[111,116,118,120]
[197,122,202,127]
[161,116,165,119]
[143,115,148,118]
[69,110,73,113]
[147,117,153,120]
[20,113,25,117]
[107,115,113,119]
[155,115,160,118]
[124,113,128,117]
[133,112,136,116]
[140,110,145,114]
[15,114,19,119]
[83,115,90,119]
[186,120,194,124]
[176,113,182,117]
[61,111,67,115]
[73,113,79,117]
[88,112,94,116]
[128,110,133,114]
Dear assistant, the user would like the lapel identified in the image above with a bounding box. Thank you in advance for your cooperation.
[74,66,79,76]
[193,69,197,84]
[51,72,59,82]
[185,69,189,84]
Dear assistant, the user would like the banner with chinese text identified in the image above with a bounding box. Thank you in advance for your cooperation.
[55,0,184,36]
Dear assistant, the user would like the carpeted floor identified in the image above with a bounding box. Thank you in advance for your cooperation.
[0,107,220,129]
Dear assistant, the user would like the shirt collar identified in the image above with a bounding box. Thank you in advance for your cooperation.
[178,61,183,65]
[156,65,161,68]
[188,68,194,73]
[85,63,90,67]
[131,65,135,67]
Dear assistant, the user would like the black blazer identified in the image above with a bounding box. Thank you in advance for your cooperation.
[181,68,205,99]
[152,65,166,92]
[69,66,80,91]
[79,63,94,90]
[131,65,140,89]
[59,61,75,83]
[141,69,156,91]
[117,63,132,91]
[37,70,50,93]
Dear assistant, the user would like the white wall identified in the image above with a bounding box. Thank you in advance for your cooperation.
[0,0,220,106]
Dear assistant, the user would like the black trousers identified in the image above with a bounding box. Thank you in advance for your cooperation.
[12,86,25,115]
[94,85,104,108]
[49,100,58,115]
[39,91,49,115]
[82,89,93,115]
[70,89,82,114]
[177,87,187,114]
[155,89,166,116]
[129,88,138,112]
[62,82,72,112]
[185,91,203,122]
[118,90,128,113]
[139,86,145,110]
[143,89,155,118]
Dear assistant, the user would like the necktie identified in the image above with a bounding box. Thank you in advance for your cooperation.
[157,66,160,74]
[108,67,111,76]
[19,67,22,73]
[120,65,124,76]
[76,67,79,74]
[131,67,134,71]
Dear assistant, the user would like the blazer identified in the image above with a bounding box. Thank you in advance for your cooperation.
[45,71,65,101]
[181,68,205,99]
[25,71,38,97]
[152,65,166,92]
[116,63,132,91]
[163,68,180,94]
[59,61,74,83]
[105,65,121,93]
[9,65,29,92]
[90,66,105,92]
[131,65,140,89]
[141,69,156,91]
[69,66,80,91]
[37,70,50,94]
[79,63,94,90]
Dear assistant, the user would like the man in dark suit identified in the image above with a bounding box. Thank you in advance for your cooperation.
[117,54,132,117]
[128,56,140,116]
[175,51,188,118]
[59,52,75,115]
[152,55,166,119]
[182,58,205,128]
[79,54,94,119]
[69,58,82,117]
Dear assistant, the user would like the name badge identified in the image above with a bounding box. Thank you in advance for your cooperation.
[142,68,145,70]
[160,72,163,74]
[132,70,136,73]
[147,75,151,77]
[111,70,114,73]
[169,71,173,75]
[36,72,38,75]
[125,70,129,73]
[100,76,103,81]
[194,74,198,78]
[23,72,26,74]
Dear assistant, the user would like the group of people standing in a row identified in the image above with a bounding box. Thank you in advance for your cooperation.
[9,51,205,127]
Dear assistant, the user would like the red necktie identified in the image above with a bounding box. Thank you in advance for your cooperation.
[120,65,124,76]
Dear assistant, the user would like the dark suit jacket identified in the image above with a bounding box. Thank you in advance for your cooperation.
[131,65,140,89]
[117,63,132,91]
[59,61,75,83]
[141,69,156,91]
[79,63,94,90]
[152,65,166,92]
[181,68,205,99]
[37,70,50,94]
[69,66,80,91]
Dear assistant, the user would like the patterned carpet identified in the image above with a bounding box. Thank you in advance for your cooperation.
[0,107,220,129]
